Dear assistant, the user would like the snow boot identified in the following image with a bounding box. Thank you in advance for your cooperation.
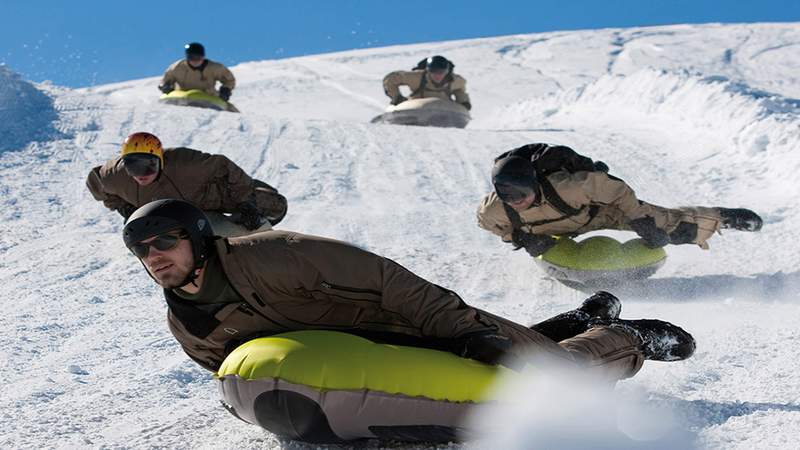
[531,291,622,342]
[717,207,763,232]
[589,318,696,361]
[578,291,622,319]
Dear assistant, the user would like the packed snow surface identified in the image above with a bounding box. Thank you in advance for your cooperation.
[1,22,799,449]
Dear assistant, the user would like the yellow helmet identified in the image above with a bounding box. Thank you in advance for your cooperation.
[121,132,164,167]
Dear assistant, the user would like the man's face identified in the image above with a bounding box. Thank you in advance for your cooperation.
[187,56,205,67]
[495,183,537,211]
[508,192,536,211]
[136,232,195,289]
[123,154,160,185]
[133,173,158,186]
[428,70,447,83]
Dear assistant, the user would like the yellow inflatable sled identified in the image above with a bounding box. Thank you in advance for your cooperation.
[159,89,239,113]
[217,330,512,443]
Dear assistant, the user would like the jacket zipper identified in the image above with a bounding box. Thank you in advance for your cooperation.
[320,281,381,296]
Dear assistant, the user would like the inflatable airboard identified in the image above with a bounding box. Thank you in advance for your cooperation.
[535,236,667,291]
[216,330,510,443]
[159,89,239,113]
[371,98,470,128]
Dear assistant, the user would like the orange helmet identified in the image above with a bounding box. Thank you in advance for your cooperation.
[121,132,164,167]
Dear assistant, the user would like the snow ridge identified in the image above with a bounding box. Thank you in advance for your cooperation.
[491,68,800,159]
[0,66,63,152]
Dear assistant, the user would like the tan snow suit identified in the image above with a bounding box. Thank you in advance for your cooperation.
[478,170,723,248]
[165,231,645,380]
[383,70,470,105]
[160,59,235,96]
[86,147,287,226]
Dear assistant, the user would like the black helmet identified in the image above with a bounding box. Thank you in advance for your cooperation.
[184,42,205,58]
[492,156,539,204]
[123,199,214,271]
[426,55,451,73]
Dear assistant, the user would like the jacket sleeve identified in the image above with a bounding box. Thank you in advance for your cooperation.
[217,64,236,90]
[248,235,498,341]
[160,61,179,87]
[382,70,421,99]
[477,193,514,241]
[451,75,471,104]
[203,152,256,211]
[382,71,403,99]
[185,150,281,217]
[574,171,647,220]
[85,164,131,211]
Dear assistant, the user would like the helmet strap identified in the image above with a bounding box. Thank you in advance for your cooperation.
[180,268,202,290]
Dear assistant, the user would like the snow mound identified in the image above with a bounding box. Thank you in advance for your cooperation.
[0,65,61,152]
[491,68,800,157]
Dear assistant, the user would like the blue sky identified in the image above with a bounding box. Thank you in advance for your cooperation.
[2,0,799,87]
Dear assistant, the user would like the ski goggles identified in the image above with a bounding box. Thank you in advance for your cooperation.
[123,154,160,177]
[128,231,188,259]
[494,183,534,203]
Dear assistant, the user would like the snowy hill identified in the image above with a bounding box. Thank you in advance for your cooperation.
[0,64,63,152]
[1,22,799,449]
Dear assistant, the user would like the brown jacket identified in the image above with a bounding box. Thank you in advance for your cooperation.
[477,170,722,248]
[160,59,235,96]
[86,147,287,224]
[166,231,644,381]
[383,70,470,104]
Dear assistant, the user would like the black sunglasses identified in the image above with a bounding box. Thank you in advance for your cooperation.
[123,154,160,177]
[495,184,534,203]
[129,232,188,259]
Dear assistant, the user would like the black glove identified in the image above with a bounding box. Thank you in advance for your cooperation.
[593,160,609,172]
[234,201,263,230]
[115,203,138,221]
[511,230,557,257]
[158,83,174,94]
[453,331,512,366]
[219,86,232,102]
[628,216,669,248]
[391,95,407,106]
[461,101,472,111]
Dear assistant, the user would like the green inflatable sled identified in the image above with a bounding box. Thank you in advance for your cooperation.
[159,89,239,113]
[216,330,513,443]
[534,236,667,291]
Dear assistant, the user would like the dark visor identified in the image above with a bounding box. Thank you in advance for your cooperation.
[123,154,160,177]
[129,232,187,259]
[495,183,533,203]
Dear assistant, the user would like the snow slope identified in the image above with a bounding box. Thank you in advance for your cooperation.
[1,22,799,449]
